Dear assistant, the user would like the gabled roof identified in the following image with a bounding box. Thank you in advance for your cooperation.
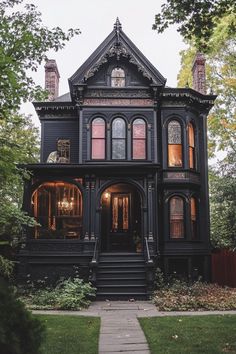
[68,18,166,91]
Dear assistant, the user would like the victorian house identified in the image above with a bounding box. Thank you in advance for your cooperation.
[18,19,216,298]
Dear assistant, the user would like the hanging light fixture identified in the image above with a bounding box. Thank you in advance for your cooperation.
[58,190,74,213]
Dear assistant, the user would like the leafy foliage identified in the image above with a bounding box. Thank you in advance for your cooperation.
[209,152,236,250]
[20,277,96,310]
[177,15,236,157]
[0,255,14,279]
[152,279,236,311]
[0,278,45,354]
[0,0,80,119]
[153,0,236,51]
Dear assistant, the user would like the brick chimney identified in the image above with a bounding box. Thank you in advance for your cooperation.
[192,52,206,95]
[44,59,60,101]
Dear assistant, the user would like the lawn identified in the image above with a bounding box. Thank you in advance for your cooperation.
[139,315,236,354]
[36,315,100,354]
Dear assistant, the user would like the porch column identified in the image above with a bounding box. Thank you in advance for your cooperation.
[90,178,96,241]
[84,177,90,240]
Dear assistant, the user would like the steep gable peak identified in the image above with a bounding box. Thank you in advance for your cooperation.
[69,19,166,91]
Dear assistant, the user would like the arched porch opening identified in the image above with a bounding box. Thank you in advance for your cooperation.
[31,181,83,239]
[100,182,143,253]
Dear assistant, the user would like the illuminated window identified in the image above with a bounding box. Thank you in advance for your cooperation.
[91,118,105,159]
[32,182,82,239]
[188,123,195,169]
[168,120,183,167]
[112,118,126,159]
[57,139,70,163]
[190,197,198,239]
[111,67,125,87]
[112,194,129,231]
[169,197,184,239]
[132,119,146,159]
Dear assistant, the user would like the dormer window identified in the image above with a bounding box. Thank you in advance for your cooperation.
[111,67,125,87]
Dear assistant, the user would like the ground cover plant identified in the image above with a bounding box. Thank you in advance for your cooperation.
[140,315,236,354]
[20,277,96,310]
[37,315,100,354]
[153,269,236,311]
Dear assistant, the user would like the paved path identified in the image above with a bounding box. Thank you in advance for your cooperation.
[33,301,236,354]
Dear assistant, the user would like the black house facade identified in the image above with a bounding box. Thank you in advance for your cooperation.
[19,19,216,298]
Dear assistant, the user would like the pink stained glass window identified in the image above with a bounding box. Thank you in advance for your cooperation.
[132,119,146,159]
[92,118,105,159]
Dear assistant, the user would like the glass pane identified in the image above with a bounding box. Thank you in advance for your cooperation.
[133,119,146,138]
[189,147,195,169]
[123,197,129,230]
[92,118,105,138]
[168,145,182,167]
[112,118,126,138]
[111,68,125,87]
[168,120,182,144]
[191,197,197,220]
[191,198,197,239]
[92,139,105,159]
[112,139,126,159]
[170,197,184,239]
[188,123,195,147]
[112,197,118,230]
[133,140,146,159]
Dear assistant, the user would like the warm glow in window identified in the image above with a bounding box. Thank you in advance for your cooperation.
[91,118,105,159]
[168,120,182,167]
[112,195,129,231]
[191,197,198,239]
[132,119,146,159]
[32,182,82,239]
[112,118,126,159]
[188,123,195,169]
[169,197,184,239]
[111,67,125,87]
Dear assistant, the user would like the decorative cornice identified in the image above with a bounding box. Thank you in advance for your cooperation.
[83,41,154,82]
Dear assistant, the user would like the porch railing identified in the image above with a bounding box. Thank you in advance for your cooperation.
[89,237,99,286]
[144,236,153,264]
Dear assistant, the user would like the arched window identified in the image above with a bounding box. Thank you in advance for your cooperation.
[112,118,126,159]
[169,197,184,239]
[132,118,146,159]
[168,120,183,167]
[188,123,195,169]
[32,182,82,239]
[111,67,125,87]
[91,118,105,159]
[190,197,198,239]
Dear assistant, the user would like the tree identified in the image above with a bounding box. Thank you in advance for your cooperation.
[153,0,236,51]
[0,1,80,251]
[209,151,236,250]
[0,0,80,120]
[177,14,236,157]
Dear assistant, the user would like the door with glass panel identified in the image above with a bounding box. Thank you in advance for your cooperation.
[109,193,131,251]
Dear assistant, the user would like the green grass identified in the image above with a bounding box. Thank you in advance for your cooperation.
[36,315,100,354]
[139,315,236,354]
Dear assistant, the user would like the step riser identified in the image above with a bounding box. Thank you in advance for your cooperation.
[97,286,146,293]
[97,279,145,286]
[97,274,145,279]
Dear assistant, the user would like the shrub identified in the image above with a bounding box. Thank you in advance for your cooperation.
[0,278,45,354]
[20,276,96,310]
[153,279,236,311]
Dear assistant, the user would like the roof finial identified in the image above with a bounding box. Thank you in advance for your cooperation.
[114,17,122,31]
[114,17,122,45]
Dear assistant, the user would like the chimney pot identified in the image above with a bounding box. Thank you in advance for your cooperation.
[192,52,206,95]
[44,59,60,101]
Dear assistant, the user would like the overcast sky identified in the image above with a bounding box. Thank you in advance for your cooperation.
[22,0,187,126]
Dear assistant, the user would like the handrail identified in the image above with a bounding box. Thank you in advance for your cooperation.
[144,236,153,264]
[91,237,99,263]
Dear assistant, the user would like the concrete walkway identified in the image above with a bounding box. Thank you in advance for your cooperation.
[33,301,236,354]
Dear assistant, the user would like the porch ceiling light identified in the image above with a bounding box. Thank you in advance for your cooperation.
[58,193,74,213]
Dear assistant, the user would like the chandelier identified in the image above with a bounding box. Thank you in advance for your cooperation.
[57,191,74,213]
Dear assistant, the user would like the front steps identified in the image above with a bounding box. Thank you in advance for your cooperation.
[95,253,148,300]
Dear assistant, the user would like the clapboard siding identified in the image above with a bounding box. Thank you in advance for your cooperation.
[41,120,79,163]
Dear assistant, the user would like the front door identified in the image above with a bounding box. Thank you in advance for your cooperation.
[109,193,131,251]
